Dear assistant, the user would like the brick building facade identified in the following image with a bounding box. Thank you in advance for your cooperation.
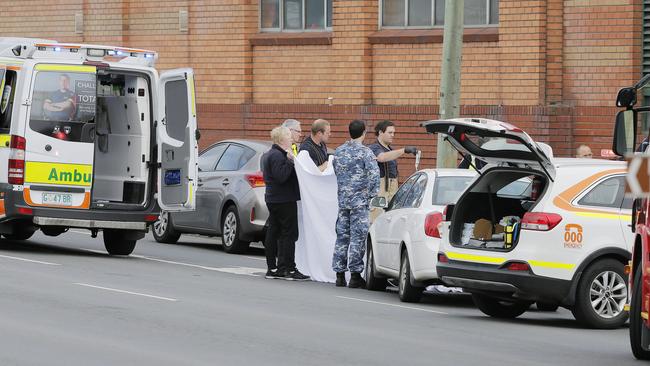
[0,0,642,179]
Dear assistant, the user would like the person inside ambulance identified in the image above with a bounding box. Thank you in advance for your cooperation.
[43,74,76,121]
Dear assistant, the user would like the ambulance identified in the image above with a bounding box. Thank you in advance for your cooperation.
[0,37,198,255]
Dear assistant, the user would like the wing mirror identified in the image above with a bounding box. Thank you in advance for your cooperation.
[370,196,388,209]
[612,110,637,156]
[616,87,637,108]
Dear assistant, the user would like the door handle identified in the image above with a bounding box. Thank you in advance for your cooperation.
[222,178,230,186]
[197,178,203,187]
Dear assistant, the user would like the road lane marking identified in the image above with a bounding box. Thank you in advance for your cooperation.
[79,248,266,277]
[336,296,449,315]
[0,254,61,266]
[73,283,177,302]
[130,254,265,276]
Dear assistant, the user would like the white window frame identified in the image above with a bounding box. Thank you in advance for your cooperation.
[378,0,498,30]
[260,0,333,33]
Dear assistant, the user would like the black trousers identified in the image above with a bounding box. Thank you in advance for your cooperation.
[264,201,298,272]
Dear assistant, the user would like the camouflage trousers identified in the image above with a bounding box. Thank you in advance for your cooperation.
[332,207,370,273]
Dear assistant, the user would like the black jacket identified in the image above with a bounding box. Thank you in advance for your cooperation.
[261,144,300,203]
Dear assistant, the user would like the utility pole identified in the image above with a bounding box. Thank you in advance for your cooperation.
[436,0,464,168]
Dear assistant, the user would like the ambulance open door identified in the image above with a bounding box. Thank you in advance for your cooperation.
[156,68,198,211]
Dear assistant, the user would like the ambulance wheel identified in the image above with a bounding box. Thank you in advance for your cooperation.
[3,229,35,241]
[365,238,387,291]
[152,211,181,244]
[103,230,137,256]
[572,258,628,329]
[221,206,249,254]
[472,293,531,319]
[630,268,650,360]
[399,250,424,303]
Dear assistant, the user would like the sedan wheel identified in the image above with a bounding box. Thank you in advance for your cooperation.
[152,211,180,244]
[221,206,250,254]
[154,212,169,237]
[365,239,387,291]
[398,250,424,303]
[223,212,237,247]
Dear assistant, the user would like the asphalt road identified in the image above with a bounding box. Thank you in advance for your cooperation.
[0,230,641,366]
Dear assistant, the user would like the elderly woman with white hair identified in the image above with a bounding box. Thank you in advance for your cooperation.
[261,126,310,281]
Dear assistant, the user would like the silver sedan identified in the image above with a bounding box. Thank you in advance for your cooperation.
[153,139,271,253]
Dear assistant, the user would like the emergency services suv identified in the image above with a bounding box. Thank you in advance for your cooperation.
[426,118,632,329]
[0,37,198,255]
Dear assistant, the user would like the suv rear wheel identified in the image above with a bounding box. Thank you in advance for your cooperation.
[152,211,181,244]
[365,238,387,291]
[398,250,424,303]
[472,293,531,318]
[572,258,628,329]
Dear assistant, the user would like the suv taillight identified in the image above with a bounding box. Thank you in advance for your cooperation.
[521,212,562,231]
[438,252,449,263]
[425,212,444,238]
[8,135,26,185]
[245,172,265,188]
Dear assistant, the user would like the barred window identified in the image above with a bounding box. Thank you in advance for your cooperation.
[261,0,333,31]
[381,0,498,28]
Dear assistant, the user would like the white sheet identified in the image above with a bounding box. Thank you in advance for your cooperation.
[294,151,338,283]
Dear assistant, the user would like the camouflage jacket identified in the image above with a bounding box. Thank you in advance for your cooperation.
[333,140,380,209]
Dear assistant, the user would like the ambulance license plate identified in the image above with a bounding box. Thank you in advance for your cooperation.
[42,192,73,206]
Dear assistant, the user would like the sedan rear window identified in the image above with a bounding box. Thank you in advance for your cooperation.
[432,176,474,205]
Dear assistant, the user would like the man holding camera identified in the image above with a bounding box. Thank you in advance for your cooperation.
[369,120,418,221]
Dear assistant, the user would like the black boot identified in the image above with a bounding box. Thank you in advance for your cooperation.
[348,272,366,289]
[335,272,346,287]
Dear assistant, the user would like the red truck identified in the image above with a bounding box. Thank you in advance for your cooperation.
[612,74,650,360]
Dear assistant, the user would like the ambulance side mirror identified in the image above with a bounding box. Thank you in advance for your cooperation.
[612,110,636,157]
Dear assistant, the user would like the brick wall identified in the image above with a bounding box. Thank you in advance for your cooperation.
[0,0,644,179]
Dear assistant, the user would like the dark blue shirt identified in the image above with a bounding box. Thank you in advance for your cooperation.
[299,136,328,166]
[369,142,398,178]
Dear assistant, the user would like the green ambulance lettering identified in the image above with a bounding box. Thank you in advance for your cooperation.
[47,168,92,183]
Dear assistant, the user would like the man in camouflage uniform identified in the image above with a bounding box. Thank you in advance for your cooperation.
[332,120,380,288]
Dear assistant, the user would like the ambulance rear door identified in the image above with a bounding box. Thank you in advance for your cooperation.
[22,64,97,209]
[156,68,198,211]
